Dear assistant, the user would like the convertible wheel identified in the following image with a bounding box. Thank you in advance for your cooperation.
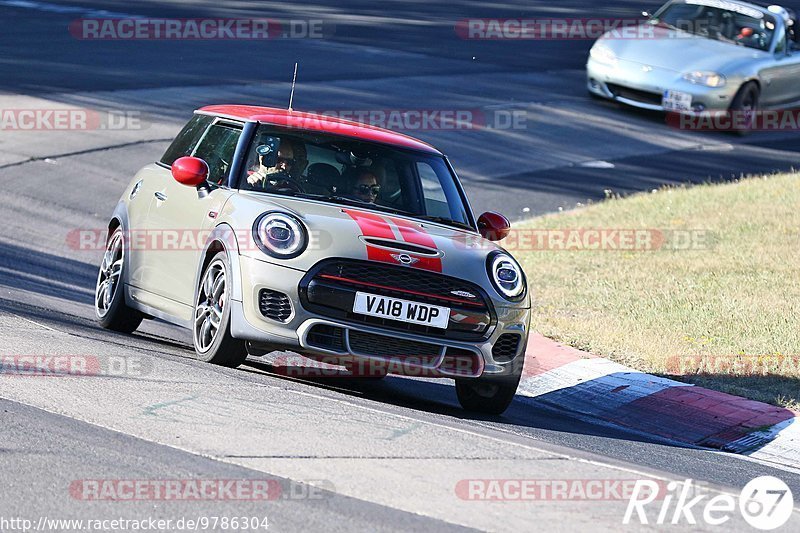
[455,374,520,415]
[193,252,247,367]
[730,81,760,136]
[95,228,144,333]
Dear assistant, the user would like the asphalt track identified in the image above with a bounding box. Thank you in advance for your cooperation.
[1,1,799,531]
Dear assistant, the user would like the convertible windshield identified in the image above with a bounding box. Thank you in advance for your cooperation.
[652,0,776,51]
[239,126,473,229]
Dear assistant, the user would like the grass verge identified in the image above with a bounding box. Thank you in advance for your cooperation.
[515,172,800,410]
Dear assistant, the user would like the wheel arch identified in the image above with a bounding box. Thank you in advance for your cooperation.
[195,223,244,302]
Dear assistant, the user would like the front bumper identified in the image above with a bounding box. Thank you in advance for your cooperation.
[587,57,737,112]
[230,254,530,380]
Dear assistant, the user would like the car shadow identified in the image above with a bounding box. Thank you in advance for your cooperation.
[240,356,684,445]
[0,241,98,305]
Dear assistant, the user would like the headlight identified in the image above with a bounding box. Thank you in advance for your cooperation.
[682,71,726,88]
[253,212,307,258]
[487,253,525,300]
[589,43,617,66]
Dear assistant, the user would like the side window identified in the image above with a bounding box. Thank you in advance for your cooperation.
[191,122,243,186]
[160,115,214,166]
[416,162,450,218]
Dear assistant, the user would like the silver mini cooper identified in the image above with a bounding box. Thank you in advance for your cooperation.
[95,105,531,414]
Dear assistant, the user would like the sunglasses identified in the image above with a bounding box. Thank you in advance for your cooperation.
[276,156,296,165]
[355,184,381,195]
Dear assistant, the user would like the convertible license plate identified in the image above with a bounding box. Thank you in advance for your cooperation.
[662,90,692,112]
[353,292,450,329]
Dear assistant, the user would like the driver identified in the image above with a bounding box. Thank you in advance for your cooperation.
[347,169,381,204]
[247,140,298,189]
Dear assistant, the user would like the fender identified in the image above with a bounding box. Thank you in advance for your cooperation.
[195,222,244,302]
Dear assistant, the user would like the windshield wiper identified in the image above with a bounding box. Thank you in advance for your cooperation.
[415,215,474,232]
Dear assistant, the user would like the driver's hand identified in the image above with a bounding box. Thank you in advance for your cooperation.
[247,171,265,186]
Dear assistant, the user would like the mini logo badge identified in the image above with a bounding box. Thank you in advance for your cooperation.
[450,290,477,299]
[391,253,419,266]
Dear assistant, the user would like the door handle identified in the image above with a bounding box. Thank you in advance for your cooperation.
[154,191,168,202]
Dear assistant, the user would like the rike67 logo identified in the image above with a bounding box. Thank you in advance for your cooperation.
[625,476,795,530]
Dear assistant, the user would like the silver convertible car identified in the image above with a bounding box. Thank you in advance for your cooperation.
[588,0,800,119]
[95,105,530,414]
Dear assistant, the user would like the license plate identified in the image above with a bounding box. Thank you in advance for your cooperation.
[353,292,450,329]
[662,90,692,112]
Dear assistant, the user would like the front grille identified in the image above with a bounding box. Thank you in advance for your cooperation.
[492,334,521,363]
[306,324,346,352]
[300,259,494,340]
[606,83,662,106]
[318,260,488,308]
[259,289,293,322]
[348,330,441,365]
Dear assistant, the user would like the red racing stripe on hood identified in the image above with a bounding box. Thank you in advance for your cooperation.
[343,209,443,272]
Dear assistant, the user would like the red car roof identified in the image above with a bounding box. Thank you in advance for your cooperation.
[199,105,442,155]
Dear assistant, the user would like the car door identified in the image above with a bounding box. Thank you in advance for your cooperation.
[759,29,800,108]
[144,118,243,319]
[128,114,213,295]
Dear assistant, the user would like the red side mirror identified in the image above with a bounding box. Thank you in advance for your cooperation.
[171,156,209,187]
[477,212,511,241]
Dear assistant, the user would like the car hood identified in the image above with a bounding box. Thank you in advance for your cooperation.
[598,25,765,73]
[220,193,519,302]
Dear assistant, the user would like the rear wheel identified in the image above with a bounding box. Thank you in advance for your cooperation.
[95,227,143,333]
[730,81,760,135]
[193,252,248,368]
[456,374,520,415]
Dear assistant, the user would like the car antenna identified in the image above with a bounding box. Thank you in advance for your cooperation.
[288,62,298,112]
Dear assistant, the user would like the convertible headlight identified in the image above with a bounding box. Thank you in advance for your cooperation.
[589,43,617,66]
[253,212,307,258]
[487,253,525,300]
[682,71,726,88]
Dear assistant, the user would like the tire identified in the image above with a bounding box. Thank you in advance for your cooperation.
[95,227,144,333]
[193,252,248,368]
[455,374,520,415]
[729,81,760,136]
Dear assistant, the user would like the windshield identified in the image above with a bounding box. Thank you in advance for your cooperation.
[652,0,776,51]
[239,125,473,230]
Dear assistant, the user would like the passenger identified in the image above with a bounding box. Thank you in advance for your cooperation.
[347,169,381,204]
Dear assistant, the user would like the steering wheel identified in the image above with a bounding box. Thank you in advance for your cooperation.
[266,175,304,194]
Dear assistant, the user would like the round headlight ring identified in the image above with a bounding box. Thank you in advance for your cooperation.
[253,211,307,259]
[488,252,526,301]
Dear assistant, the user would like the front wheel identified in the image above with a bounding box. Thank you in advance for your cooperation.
[455,374,520,415]
[193,252,248,368]
[729,81,760,136]
[95,227,143,333]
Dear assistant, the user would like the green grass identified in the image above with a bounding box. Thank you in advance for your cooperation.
[515,172,800,410]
